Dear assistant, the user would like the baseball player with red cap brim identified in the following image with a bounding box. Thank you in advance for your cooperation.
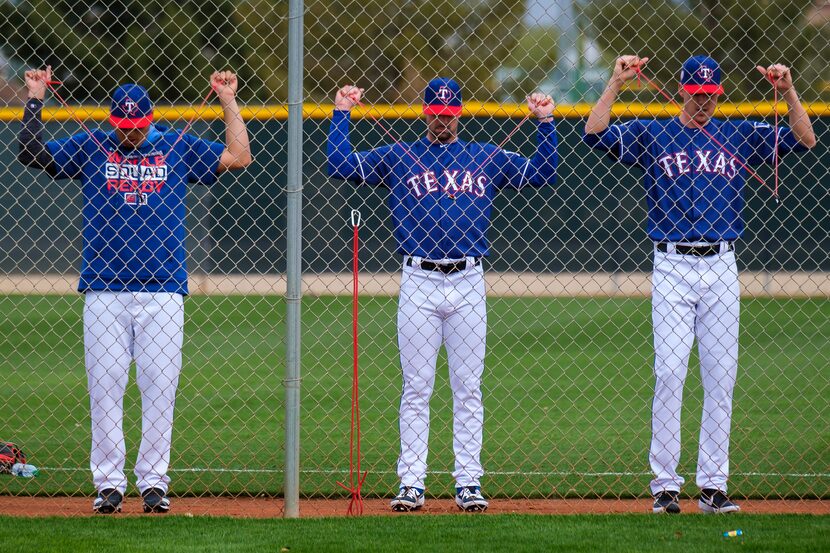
[19,67,253,514]
[329,77,558,512]
[584,55,815,514]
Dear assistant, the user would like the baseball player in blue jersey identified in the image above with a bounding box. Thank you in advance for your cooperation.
[18,66,252,514]
[584,55,815,514]
[328,78,558,512]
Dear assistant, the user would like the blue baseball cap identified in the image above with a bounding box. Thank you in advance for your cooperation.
[109,84,154,128]
[680,56,724,95]
[423,77,462,116]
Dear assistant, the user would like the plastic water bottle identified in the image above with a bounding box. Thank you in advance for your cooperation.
[11,463,39,477]
[723,529,743,538]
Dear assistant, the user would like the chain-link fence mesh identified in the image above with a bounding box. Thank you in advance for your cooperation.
[0,0,828,515]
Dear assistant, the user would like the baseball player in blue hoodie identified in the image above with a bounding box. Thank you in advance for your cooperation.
[328,78,558,512]
[19,67,252,514]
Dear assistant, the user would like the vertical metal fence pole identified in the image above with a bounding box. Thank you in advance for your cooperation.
[284,0,303,519]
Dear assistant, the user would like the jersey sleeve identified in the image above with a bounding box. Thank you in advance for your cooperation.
[742,120,809,165]
[582,119,646,166]
[496,120,558,189]
[45,132,90,180]
[181,134,225,185]
[327,110,390,186]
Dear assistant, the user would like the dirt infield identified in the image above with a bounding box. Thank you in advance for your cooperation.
[0,496,827,517]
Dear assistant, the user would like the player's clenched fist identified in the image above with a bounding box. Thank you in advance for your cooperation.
[756,63,793,93]
[24,66,52,100]
[612,55,649,85]
[335,85,363,111]
[527,92,555,120]
[211,70,238,102]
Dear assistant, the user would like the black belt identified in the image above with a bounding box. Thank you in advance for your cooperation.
[657,242,733,256]
[406,257,480,274]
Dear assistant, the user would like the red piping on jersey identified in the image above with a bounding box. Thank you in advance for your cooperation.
[631,66,773,196]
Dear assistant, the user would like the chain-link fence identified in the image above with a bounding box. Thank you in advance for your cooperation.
[0,0,828,516]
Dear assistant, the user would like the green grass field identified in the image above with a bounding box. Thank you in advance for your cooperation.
[0,294,827,500]
[1,514,828,553]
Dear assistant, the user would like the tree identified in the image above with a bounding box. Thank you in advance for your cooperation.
[1,0,523,105]
[585,0,823,102]
[305,0,524,104]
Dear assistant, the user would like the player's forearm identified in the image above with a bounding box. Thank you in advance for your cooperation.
[585,79,622,134]
[220,97,253,168]
[327,110,361,180]
[784,88,817,149]
[18,98,56,173]
[526,121,558,186]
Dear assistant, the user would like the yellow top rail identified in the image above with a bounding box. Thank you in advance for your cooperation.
[0,102,828,122]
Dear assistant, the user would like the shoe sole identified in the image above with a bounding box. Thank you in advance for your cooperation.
[391,504,422,512]
[653,505,681,514]
[698,500,740,514]
[390,501,423,512]
[143,501,171,514]
[456,501,489,512]
[93,504,122,514]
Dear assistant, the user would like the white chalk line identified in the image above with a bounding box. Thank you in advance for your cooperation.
[38,467,830,478]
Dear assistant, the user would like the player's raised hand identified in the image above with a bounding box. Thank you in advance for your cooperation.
[335,85,363,111]
[756,64,793,93]
[24,66,51,101]
[527,92,555,120]
[211,70,238,102]
[612,55,649,84]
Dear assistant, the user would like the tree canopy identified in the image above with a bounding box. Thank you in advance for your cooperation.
[0,0,523,104]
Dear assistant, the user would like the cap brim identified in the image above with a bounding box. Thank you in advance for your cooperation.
[423,104,462,116]
[682,84,724,95]
[109,114,153,129]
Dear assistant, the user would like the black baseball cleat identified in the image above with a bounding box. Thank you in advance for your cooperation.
[93,489,123,514]
[142,488,171,513]
[652,490,681,514]
[698,489,740,513]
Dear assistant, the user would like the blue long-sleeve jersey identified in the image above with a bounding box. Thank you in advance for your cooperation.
[583,118,808,242]
[328,110,558,259]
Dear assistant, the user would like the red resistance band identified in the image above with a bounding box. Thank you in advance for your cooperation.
[45,78,215,169]
[355,99,534,198]
[336,209,367,515]
[632,65,780,199]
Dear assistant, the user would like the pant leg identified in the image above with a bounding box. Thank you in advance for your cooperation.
[695,252,740,492]
[84,291,133,495]
[445,265,486,488]
[132,292,184,494]
[650,252,698,495]
[396,266,443,490]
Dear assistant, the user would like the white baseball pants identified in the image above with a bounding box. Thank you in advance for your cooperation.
[649,244,739,495]
[396,257,486,491]
[83,291,184,495]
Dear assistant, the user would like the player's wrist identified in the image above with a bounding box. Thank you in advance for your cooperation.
[537,114,554,123]
[608,76,624,90]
